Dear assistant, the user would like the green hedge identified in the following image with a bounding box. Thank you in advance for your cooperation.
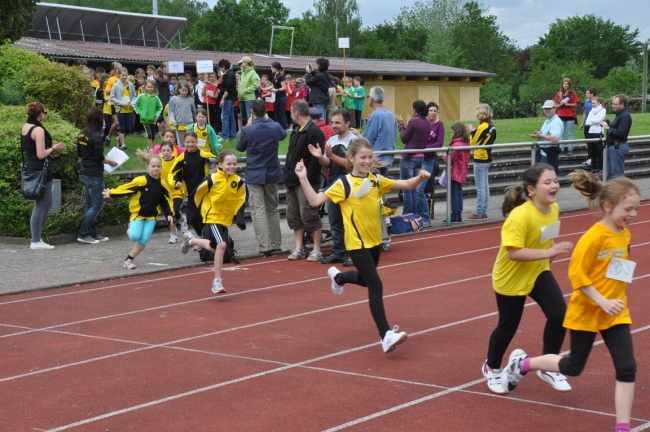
[0,105,130,238]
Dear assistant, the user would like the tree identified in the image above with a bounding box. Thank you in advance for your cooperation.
[187,0,289,52]
[3,0,37,42]
[532,15,642,79]
[308,0,362,57]
[357,19,429,61]
[448,2,518,78]
[272,13,316,56]
[601,66,642,97]
[519,60,596,110]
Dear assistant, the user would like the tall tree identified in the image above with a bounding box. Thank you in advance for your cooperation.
[187,0,289,52]
[357,19,429,61]
[532,15,642,79]
[309,0,362,57]
[3,0,37,42]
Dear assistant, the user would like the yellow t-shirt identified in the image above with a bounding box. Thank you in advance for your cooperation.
[120,86,132,114]
[106,76,118,106]
[324,173,395,250]
[91,80,99,89]
[160,157,184,199]
[564,223,632,332]
[492,201,560,296]
[194,124,210,151]
[103,88,112,115]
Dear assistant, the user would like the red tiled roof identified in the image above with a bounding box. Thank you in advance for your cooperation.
[15,37,495,77]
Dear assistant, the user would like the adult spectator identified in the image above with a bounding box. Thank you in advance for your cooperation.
[308,108,355,264]
[584,96,607,175]
[283,100,325,261]
[77,107,118,244]
[419,101,444,226]
[218,59,238,141]
[602,94,632,179]
[352,86,396,176]
[20,102,66,250]
[466,103,496,220]
[531,100,563,172]
[262,62,289,130]
[309,107,335,142]
[236,99,286,255]
[238,56,260,127]
[395,100,430,216]
[553,78,579,156]
[306,57,331,120]
[579,86,597,166]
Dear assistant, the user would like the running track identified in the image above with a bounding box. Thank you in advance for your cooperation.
[1,206,650,431]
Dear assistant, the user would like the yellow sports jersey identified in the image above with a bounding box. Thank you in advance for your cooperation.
[324,173,395,250]
[120,86,132,114]
[160,157,184,199]
[193,124,210,151]
[109,174,173,221]
[106,76,118,105]
[492,201,560,296]
[564,223,632,332]
[91,80,99,89]
[102,89,112,115]
[194,169,246,226]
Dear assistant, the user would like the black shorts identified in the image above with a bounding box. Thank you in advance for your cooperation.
[202,224,227,250]
[111,105,116,116]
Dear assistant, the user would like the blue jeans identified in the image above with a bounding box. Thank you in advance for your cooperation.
[606,143,629,179]
[274,95,288,129]
[312,103,327,121]
[560,120,574,153]
[416,158,435,223]
[79,174,105,238]
[221,99,236,140]
[327,201,346,259]
[399,157,423,215]
[473,162,491,216]
[451,181,463,221]
[240,100,254,129]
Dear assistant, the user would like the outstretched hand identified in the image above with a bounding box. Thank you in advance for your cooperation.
[295,159,307,179]
[548,241,573,258]
[417,170,431,181]
[307,143,323,158]
[102,188,111,199]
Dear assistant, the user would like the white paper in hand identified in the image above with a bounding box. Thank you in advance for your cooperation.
[354,178,373,198]
[104,147,129,173]
[540,220,561,243]
[606,258,636,283]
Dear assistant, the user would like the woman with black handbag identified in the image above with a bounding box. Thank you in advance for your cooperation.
[21,102,66,250]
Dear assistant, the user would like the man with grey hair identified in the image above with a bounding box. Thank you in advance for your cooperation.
[531,99,563,173]
[352,86,396,175]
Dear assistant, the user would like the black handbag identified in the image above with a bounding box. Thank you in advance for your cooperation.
[20,144,49,200]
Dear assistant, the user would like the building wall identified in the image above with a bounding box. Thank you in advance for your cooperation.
[353,80,483,123]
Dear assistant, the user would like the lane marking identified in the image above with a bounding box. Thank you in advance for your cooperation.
[633,422,650,432]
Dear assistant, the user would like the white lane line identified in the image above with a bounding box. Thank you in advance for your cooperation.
[633,422,650,432]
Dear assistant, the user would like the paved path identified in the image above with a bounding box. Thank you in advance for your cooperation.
[3,177,650,295]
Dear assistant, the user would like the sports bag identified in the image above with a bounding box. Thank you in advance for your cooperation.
[389,213,423,234]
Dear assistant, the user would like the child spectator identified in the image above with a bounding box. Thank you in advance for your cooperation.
[352,76,366,128]
[294,77,310,102]
[343,77,356,113]
[466,103,497,220]
[133,79,163,150]
[102,152,174,269]
[442,123,471,223]
[104,61,122,146]
[188,108,222,155]
[285,74,295,129]
[109,67,136,151]
[146,64,155,81]
[203,72,220,132]
[167,80,196,145]
[99,73,112,144]
[133,74,147,136]
[152,129,185,157]
[181,150,246,294]
[310,107,335,142]
[169,74,177,93]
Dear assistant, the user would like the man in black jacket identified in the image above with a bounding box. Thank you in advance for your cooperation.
[306,57,332,121]
[218,59,239,141]
[602,94,632,179]
[284,100,325,261]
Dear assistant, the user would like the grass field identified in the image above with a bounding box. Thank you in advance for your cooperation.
[117,113,650,171]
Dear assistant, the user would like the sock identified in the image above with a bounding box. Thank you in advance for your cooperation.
[126,255,134,261]
[334,274,342,285]
[520,357,531,374]
[615,423,630,432]
[188,238,193,246]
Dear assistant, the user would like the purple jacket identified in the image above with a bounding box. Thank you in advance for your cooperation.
[425,120,445,160]
[398,115,430,159]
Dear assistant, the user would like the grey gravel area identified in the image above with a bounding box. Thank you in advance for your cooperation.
[2,177,650,295]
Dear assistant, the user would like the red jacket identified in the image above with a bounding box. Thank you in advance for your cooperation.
[315,120,335,142]
[446,137,470,184]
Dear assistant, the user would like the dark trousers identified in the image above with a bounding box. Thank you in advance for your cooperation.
[337,246,391,339]
[451,180,463,221]
[355,110,363,128]
[585,132,603,170]
[559,325,636,383]
[536,146,560,173]
[487,271,567,369]
[207,102,221,134]
[326,201,346,259]
[274,95,288,129]
[186,192,204,236]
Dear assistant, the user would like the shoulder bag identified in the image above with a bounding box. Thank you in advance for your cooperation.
[21,138,49,200]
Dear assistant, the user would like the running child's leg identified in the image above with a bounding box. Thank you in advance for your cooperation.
[340,246,390,339]
[128,219,155,259]
[189,224,227,293]
[601,325,636,425]
[527,271,567,355]
[486,293,526,369]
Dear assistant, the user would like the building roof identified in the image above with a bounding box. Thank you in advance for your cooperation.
[23,3,185,47]
[15,37,495,78]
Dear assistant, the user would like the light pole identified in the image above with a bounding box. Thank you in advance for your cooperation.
[643,40,648,113]
[153,0,158,15]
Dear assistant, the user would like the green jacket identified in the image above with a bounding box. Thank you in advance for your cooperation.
[239,67,259,101]
[133,93,163,123]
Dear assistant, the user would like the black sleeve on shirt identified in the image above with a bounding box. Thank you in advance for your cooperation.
[91,132,105,164]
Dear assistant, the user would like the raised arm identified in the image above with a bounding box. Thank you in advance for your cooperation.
[295,159,330,207]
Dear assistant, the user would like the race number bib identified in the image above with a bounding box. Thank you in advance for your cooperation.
[540,220,560,243]
[197,138,207,148]
[605,258,636,283]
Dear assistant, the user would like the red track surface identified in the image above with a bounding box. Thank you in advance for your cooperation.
[2,206,650,431]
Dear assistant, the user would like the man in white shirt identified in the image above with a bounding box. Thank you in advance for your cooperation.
[531,100,563,173]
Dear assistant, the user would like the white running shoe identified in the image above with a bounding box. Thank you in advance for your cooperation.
[30,241,55,250]
[181,231,194,254]
[327,266,344,295]
[536,370,572,392]
[583,158,591,166]
[123,259,136,269]
[179,215,188,232]
[482,360,507,395]
[211,278,226,294]
[169,234,179,244]
[501,349,528,393]
[381,325,408,353]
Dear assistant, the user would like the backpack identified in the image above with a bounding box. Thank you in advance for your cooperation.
[199,228,239,265]
[389,213,423,234]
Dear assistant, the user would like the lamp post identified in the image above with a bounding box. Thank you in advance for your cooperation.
[643,41,648,113]
[153,0,158,15]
